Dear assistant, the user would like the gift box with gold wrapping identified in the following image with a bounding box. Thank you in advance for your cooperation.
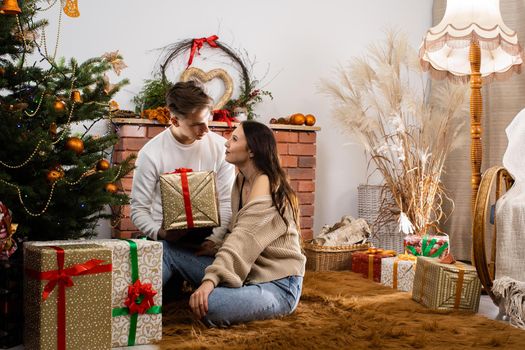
[26,239,163,347]
[412,256,481,312]
[380,254,417,292]
[160,169,220,231]
[24,244,112,350]
[351,248,397,282]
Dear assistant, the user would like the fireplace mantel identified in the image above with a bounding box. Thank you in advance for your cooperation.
[111,118,319,240]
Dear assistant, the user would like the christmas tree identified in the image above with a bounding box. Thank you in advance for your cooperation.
[0,0,134,242]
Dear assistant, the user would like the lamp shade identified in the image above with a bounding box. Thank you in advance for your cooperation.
[420,0,523,83]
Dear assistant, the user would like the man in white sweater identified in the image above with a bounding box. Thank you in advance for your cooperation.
[131,81,235,262]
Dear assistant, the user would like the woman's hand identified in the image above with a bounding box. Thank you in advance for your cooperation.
[195,240,217,256]
[189,280,215,319]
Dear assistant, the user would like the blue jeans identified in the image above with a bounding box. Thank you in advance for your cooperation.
[162,241,303,327]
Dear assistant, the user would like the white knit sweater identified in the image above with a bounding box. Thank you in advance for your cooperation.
[203,176,306,287]
[130,128,235,241]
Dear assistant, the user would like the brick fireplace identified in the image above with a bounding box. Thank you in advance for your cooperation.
[111,119,319,240]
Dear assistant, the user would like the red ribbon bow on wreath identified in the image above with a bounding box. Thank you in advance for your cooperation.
[213,109,237,128]
[124,279,157,315]
[187,35,219,68]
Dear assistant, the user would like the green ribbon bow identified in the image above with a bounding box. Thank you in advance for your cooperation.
[406,235,449,258]
[112,239,162,346]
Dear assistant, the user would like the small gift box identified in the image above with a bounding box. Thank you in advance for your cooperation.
[24,244,113,350]
[403,233,449,259]
[25,239,163,347]
[380,254,417,292]
[412,256,482,312]
[159,168,220,231]
[351,248,396,282]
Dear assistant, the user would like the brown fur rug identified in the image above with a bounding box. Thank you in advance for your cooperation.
[159,271,525,349]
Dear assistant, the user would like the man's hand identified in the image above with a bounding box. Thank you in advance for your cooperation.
[157,228,187,242]
[189,280,215,319]
[195,240,217,257]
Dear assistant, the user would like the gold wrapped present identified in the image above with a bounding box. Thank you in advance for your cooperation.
[24,244,113,350]
[26,239,163,347]
[412,256,481,312]
[160,168,220,230]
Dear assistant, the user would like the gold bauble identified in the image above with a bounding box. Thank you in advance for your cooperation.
[0,0,22,15]
[96,159,110,171]
[104,183,118,193]
[71,90,82,103]
[305,114,316,126]
[0,67,5,76]
[46,170,63,182]
[65,137,84,155]
[53,100,66,112]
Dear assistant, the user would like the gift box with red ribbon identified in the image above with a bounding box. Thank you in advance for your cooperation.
[24,244,113,350]
[160,169,220,231]
[351,248,397,282]
[25,239,163,347]
[380,254,417,292]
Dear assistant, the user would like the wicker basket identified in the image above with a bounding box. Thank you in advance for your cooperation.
[358,184,404,253]
[304,240,370,271]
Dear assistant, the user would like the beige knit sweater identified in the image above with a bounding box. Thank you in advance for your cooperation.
[202,178,306,288]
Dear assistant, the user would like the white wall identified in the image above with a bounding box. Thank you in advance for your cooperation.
[46,0,433,235]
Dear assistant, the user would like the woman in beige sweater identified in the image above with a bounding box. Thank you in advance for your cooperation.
[162,120,306,327]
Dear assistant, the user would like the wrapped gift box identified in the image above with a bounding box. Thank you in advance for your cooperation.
[160,169,220,231]
[351,248,396,282]
[412,256,481,312]
[380,255,417,292]
[24,244,113,350]
[26,239,163,347]
[404,234,449,259]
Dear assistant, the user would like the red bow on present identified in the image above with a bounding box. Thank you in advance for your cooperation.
[125,279,157,315]
[187,35,219,68]
[213,109,237,128]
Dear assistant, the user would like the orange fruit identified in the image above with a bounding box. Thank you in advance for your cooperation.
[290,113,306,125]
[305,114,316,126]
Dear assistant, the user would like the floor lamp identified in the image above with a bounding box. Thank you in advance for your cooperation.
[419,0,523,213]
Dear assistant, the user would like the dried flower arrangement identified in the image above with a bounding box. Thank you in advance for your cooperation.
[321,32,469,236]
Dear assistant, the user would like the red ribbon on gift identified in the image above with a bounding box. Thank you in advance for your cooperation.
[187,35,219,68]
[125,279,157,315]
[25,246,112,350]
[213,109,237,128]
[173,168,194,228]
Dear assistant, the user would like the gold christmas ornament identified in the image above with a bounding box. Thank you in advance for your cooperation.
[96,159,110,171]
[0,0,22,15]
[108,100,119,112]
[46,170,63,182]
[71,90,82,103]
[63,0,79,17]
[53,99,66,112]
[65,137,84,155]
[0,67,5,75]
[104,183,118,193]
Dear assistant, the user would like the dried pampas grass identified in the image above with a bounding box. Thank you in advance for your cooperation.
[321,31,468,236]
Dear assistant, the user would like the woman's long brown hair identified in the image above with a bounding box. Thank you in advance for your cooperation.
[241,121,300,229]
